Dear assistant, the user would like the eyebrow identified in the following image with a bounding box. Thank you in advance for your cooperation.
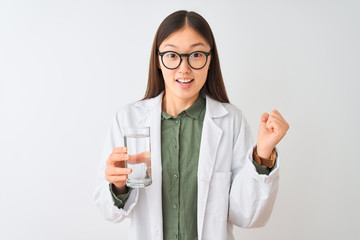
[163,42,207,49]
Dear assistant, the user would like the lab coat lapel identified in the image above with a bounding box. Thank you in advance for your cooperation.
[197,96,228,240]
[135,93,164,240]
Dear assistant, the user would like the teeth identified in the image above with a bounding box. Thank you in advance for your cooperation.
[177,79,193,83]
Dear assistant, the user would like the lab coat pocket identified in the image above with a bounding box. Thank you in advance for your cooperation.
[208,171,232,221]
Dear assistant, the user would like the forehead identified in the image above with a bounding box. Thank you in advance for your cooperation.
[159,26,210,50]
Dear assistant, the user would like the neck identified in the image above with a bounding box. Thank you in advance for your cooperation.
[162,93,199,118]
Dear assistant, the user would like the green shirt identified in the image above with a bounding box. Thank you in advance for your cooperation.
[110,95,273,239]
[160,95,206,240]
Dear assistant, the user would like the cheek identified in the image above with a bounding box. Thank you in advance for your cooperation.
[161,69,174,84]
[198,59,211,82]
[197,70,209,84]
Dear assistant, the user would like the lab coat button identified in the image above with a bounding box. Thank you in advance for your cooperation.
[173,204,178,209]
[173,174,178,179]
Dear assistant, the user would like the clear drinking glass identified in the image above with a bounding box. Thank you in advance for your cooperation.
[124,127,152,188]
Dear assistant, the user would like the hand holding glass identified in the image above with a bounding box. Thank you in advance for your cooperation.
[124,127,152,188]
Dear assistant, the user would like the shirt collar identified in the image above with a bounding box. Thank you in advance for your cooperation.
[185,95,205,119]
[161,111,173,120]
[161,95,206,120]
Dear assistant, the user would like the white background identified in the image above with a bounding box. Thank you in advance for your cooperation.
[1,0,359,239]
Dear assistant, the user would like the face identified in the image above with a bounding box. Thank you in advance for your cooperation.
[158,26,211,103]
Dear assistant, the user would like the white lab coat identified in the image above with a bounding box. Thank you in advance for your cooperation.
[94,92,280,240]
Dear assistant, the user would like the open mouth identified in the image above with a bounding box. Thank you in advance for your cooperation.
[176,79,194,85]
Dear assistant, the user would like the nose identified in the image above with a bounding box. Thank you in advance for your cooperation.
[177,56,191,73]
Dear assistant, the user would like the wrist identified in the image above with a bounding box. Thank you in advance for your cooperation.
[256,147,273,159]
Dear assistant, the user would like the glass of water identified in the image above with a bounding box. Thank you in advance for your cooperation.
[124,127,152,188]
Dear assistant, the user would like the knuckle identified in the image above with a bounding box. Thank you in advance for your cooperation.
[105,168,112,176]
[105,175,111,182]
[110,154,121,162]
[112,147,121,153]
[270,110,278,115]
[119,154,129,160]
[114,147,127,153]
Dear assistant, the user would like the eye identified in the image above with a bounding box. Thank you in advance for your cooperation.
[190,52,204,59]
[165,52,179,60]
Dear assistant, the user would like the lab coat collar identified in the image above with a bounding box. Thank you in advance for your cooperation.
[204,95,228,118]
[134,91,164,110]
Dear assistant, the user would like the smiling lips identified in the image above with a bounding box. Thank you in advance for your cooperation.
[176,78,194,89]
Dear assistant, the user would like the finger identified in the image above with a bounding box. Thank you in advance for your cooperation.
[269,109,286,121]
[106,154,129,168]
[260,113,269,124]
[128,151,151,164]
[268,114,284,125]
[106,175,128,184]
[108,153,130,162]
[267,119,288,135]
[268,115,283,125]
[112,147,127,154]
[266,118,273,132]
[268,114,289,130]
[266,118,286,133]
[106,167,132,176]
[266,120,277,134]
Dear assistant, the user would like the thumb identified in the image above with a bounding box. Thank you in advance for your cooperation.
[260,113,269,124]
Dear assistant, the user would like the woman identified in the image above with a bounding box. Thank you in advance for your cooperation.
[94,10,289,240]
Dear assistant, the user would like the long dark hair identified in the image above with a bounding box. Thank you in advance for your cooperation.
[143,10,229,103]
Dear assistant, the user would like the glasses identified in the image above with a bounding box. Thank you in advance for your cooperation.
[158,50,211,70]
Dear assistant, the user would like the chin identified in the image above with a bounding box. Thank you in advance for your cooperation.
[177,91,199,100]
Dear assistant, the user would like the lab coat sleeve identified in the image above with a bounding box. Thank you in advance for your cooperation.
[228,113,279,228]
[93,110,139,223]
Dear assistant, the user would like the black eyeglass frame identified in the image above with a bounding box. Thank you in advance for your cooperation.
[157,50,212,70]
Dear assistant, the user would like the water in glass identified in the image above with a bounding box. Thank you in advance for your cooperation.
[124,127,152,188]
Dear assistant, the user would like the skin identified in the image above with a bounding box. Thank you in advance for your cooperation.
[257,110,289,169]
[105,147,151,194]
[105,25,289,193]
[105,147,131,194]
